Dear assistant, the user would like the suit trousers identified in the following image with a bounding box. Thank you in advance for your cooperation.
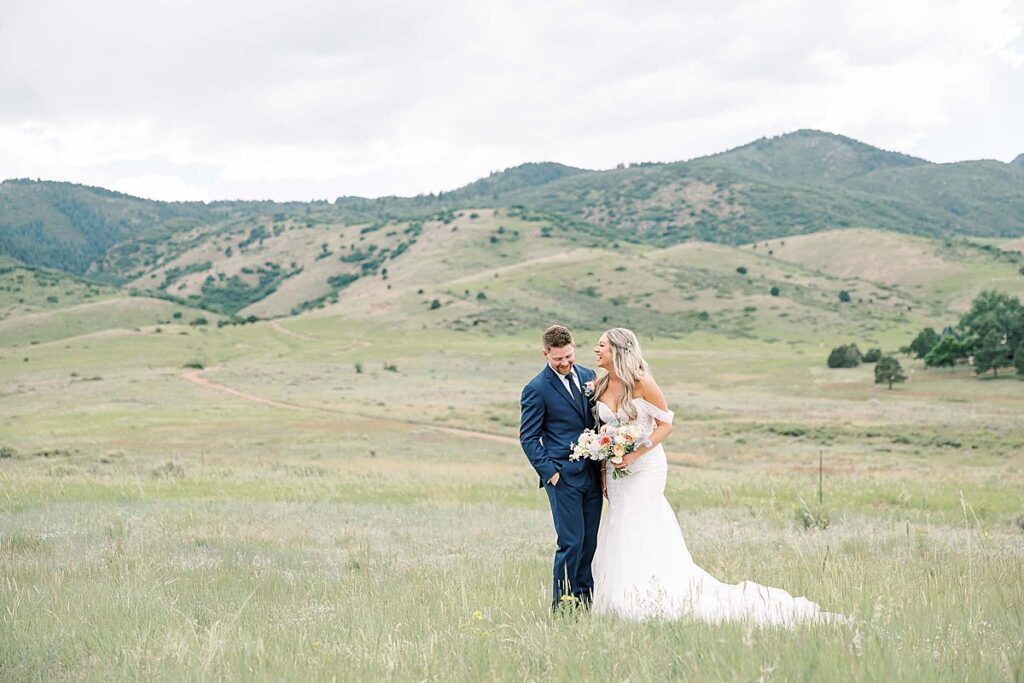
[543,464,603,604]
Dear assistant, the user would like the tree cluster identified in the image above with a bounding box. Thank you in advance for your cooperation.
[904,290,1024,377]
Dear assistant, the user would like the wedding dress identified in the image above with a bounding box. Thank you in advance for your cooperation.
[592,398,834,625]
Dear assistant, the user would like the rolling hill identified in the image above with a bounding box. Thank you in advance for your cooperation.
[498,131,1024,244]
[1,129,1023,334]
[4,130,1024,278]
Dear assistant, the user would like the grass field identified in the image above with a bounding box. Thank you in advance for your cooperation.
[2,307,1023,681]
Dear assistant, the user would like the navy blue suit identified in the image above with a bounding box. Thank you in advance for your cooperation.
[519,363,602,605]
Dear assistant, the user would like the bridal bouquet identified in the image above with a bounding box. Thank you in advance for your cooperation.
[570,423,652,479]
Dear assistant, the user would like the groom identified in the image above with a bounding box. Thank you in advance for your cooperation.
[519,324,602,610]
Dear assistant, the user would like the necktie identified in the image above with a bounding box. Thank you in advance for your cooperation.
[566,371,583,411]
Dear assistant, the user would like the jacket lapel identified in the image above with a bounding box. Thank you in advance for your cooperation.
[545,365,584,419]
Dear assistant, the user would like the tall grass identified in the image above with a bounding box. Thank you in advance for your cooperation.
[2,470,1022,680]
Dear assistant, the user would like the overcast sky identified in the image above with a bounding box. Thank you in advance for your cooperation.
[1,0,1022,202]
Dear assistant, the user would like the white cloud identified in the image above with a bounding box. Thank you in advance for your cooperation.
[110,174,212,202]
[0,0,1022,200]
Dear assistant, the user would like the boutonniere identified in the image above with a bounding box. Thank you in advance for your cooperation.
[582,380,595,399]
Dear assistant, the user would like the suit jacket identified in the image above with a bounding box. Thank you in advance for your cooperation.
[519,363,598,488]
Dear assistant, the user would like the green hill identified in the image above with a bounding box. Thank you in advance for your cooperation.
[499,131,1024,243]
[0,180,395,279]
[846,160,1024,232]
[1,198,1020,358]
[704,129,929,183]
[0,179,220,276]
[0,296,207,347]
[0,259,118,320]
[438,162,587,202]
[3,130,1024,302]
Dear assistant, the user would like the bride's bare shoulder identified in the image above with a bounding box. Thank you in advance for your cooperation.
[634,374,668,409]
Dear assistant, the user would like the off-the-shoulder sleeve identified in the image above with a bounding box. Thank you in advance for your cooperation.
[636,398,674,424]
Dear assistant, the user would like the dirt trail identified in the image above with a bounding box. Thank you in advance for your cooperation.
[182,368,303,411]
[180,367,519,446]
[177,367,700,467]
[269,321,318,341]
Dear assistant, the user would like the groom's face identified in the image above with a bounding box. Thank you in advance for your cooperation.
[544,344,575,375]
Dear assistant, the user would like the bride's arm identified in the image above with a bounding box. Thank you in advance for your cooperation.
[618,376,673,467]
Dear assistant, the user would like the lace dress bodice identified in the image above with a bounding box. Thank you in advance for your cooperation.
[595,398,674,478]
[596,397,674,431]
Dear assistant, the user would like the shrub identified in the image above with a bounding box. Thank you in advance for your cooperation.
[354,362,363,374]
[151,460,185,479]
[429,299,441,310]
[838,290,851,303]
[182,360,204,369]
[190,317,208,326]
[327,273,359,289]
[770,286,780,296]
[795,500,830,530]
[827,344,862,368]
[477,291,487,300]
[736,266,747,275]
[863,348,882,363]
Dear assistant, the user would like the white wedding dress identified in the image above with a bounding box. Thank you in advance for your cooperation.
[592,398,834,626]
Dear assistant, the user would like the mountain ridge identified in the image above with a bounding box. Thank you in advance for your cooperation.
[3,129,1024,280]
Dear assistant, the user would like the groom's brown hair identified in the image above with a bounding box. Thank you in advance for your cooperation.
[542,324,574,350]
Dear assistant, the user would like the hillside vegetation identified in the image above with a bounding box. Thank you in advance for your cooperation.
[3,130,1023,285]
[1,129,1022,334]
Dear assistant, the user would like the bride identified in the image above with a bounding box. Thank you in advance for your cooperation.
[590,328,835,625]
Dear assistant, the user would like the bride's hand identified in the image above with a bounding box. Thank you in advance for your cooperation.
[613,449,646,469]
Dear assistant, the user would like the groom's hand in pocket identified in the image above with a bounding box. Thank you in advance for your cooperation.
[548,472,560,487]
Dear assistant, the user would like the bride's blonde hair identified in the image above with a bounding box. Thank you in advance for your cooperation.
[593,327,649,423]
